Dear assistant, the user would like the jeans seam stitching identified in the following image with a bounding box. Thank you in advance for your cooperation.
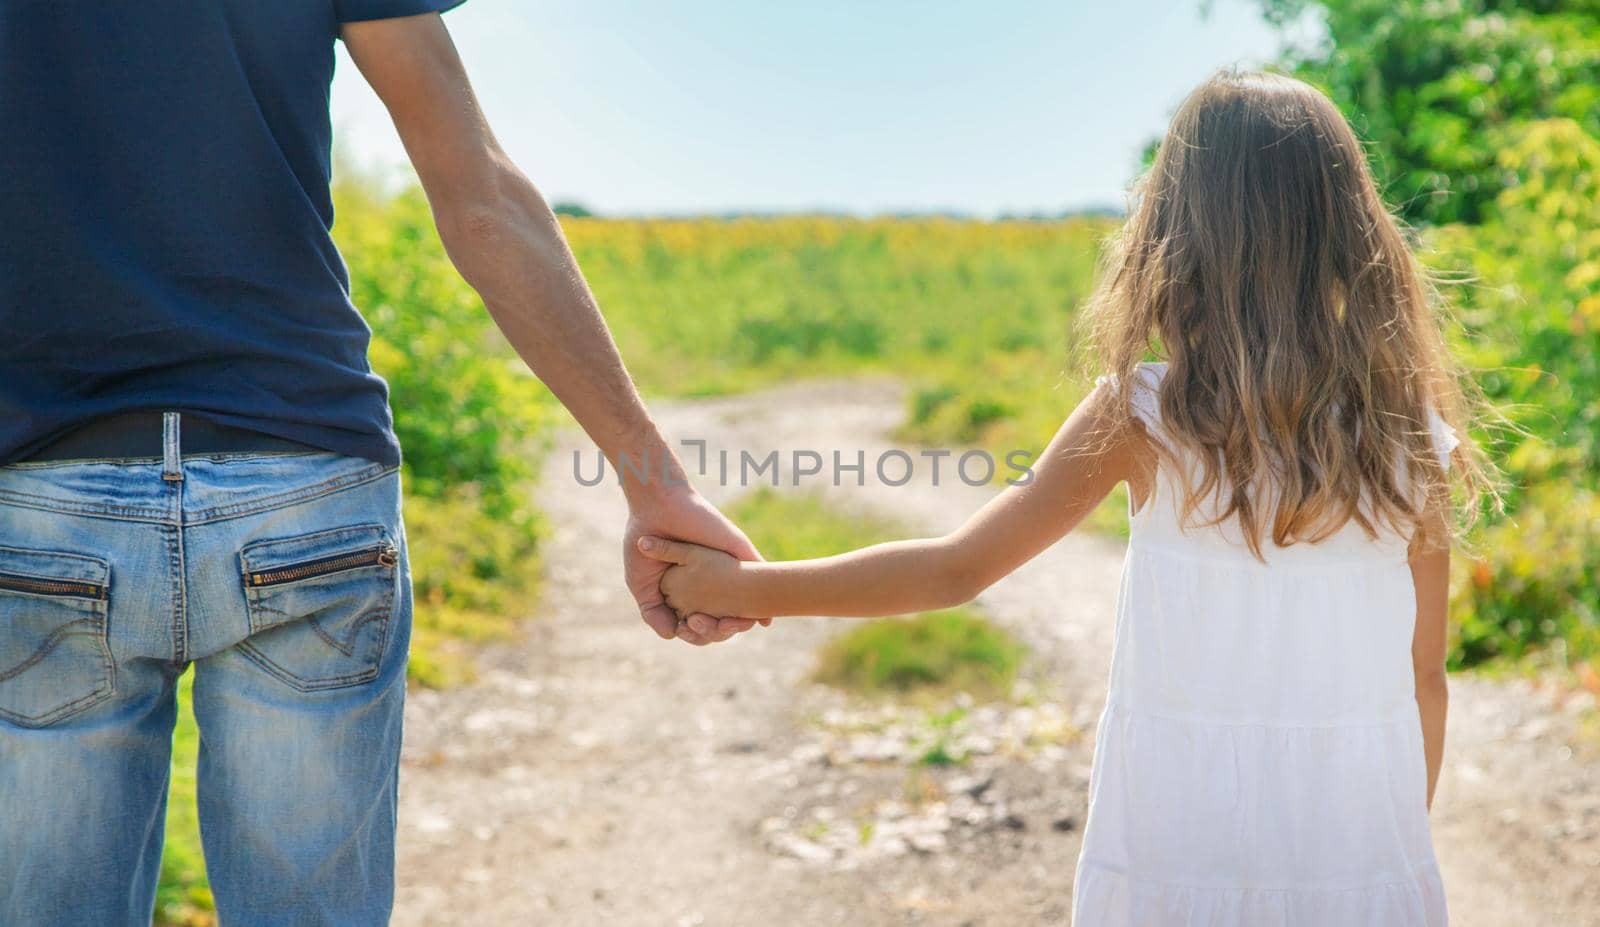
[0,684,113,727]
[187,463,396,525]
[0,545,114,574]
[166,523,186,663]
[0,615,103,683]
[0,489,171,522]
[309,608,390,658]
[235,639,385,691]
[0,608,114,727]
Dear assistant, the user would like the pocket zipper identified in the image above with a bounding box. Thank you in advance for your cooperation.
[246,543,398,588]
[0,571,107,600]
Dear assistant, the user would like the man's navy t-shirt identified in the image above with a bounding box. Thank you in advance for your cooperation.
[0,0,464,468]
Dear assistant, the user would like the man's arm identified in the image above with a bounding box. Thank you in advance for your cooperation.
[342,13,758,644]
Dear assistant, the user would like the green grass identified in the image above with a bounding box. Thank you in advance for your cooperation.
[727,486,904,561]
[567,214,1132,540]
[916,705,976,766]
[729,488,1027,702]
[813,610,1024,702]
[157,671,214,926]
[557,216,1113,410]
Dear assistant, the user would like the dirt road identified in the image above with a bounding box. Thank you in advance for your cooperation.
[393,379,1600,926]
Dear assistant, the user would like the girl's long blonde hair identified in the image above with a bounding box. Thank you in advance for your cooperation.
[1084,69,1494,556]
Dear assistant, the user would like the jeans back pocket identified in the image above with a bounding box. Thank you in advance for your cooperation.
[238,523,399,691]
[0,545,113,727]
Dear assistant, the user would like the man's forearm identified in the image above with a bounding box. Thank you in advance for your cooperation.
[344,16,678,502]
[432,159,681,500]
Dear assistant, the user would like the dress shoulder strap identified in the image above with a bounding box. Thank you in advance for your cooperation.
[1426,407,1460,471]
[1094,361,1170,447]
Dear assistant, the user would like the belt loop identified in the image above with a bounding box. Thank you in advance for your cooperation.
[162,411,183,481]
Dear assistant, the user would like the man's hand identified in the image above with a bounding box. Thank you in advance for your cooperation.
[623,486,767,646]
[638,536,750,619]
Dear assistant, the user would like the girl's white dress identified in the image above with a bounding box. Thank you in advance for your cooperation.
[1072,362,1455,927]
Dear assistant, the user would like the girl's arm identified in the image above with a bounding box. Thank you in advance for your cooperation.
[1409,513,1451,812]
[638,385,1142,619]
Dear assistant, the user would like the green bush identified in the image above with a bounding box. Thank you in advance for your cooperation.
[399,490,542,688]
[1259,0,1600,225]
[813,610,1025,702]
[1451,485,1600,668]
[1427,118,1600,668]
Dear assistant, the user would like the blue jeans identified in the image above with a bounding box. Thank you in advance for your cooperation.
[0,413,412,926]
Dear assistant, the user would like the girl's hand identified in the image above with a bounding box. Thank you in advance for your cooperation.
[636,536,756,620]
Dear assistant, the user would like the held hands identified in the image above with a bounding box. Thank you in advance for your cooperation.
[635,536,751,620]
[622,485,766,646]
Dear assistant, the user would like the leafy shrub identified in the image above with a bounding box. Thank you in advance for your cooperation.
[1260,0,1600,225]
[400,490,543,688]
[1428,118,1600,668]
[813,610,1025,702]
[1451,485,1600,667]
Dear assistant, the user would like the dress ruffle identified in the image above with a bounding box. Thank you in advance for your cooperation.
[1073,857,1449,927]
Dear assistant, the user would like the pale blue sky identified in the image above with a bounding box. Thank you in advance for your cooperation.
[331,0,1295,216]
